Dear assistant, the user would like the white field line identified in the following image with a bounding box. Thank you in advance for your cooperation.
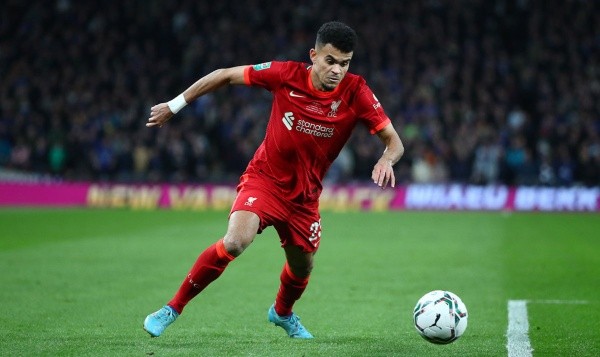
[506,300,590,357]
[531,300,589,305]
[507,300,533,357]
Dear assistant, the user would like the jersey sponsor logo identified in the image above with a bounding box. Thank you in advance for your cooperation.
[289,91,305,98]
[283,111,334,138]
[296,119,334,138]
[244,196,258,206]
[252,62,272,71]
[327,100,342,117]
[282,112,295,130]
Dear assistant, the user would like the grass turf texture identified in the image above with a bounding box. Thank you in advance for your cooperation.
[0,208,598,356]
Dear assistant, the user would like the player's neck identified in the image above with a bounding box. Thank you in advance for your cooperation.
[309,73,327,92]
[308,70,339,97]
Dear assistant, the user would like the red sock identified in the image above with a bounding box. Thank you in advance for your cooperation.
[274,262,309,316]
[168,239,235,314]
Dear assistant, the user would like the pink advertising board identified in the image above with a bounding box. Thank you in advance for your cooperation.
[0,182,598,212]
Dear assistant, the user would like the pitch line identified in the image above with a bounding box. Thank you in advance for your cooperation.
[531,299,589,305]
[506,299,589,357]
[507,300,533,357]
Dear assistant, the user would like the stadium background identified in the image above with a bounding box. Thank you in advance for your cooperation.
[1,2,600,356]
[1,0,598,187]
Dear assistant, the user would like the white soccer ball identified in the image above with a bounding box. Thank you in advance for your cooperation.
[413,290,468,344]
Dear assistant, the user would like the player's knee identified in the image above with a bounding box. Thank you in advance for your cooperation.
[222,234,253,257]
[288,261,313,278]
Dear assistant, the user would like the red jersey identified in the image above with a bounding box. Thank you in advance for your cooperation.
[242,61,391,203]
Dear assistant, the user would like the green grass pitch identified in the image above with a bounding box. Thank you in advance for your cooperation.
[0,208,598,356]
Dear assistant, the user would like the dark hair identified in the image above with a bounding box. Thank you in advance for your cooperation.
[315,21,357,53]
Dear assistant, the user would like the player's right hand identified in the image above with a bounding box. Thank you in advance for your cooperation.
[146,103,173,128]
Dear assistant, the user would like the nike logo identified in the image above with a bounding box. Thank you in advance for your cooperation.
[289,91,305,98]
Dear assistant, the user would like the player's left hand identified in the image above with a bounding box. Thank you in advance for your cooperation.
[372,159,395,189]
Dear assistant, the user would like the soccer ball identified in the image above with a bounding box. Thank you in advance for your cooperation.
[413,290,468,344]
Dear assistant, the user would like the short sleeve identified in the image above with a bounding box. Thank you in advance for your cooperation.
[245,61,288,91]
[354,84,391,134]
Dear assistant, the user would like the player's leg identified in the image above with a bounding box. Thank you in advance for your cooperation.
[275,245,314,316]
[274,213,321,316]
[268,212,320,339]
[168,210,260,312]
[144,210,260,337]
[268,246,315,339]
[221,210,261,256]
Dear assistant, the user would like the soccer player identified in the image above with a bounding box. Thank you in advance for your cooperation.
[143,21,404,339]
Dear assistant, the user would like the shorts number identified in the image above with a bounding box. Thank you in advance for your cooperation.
[308,220,322,247]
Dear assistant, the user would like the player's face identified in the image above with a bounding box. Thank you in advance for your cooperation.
[309,43,353,91]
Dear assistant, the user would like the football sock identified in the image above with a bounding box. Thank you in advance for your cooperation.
[168,239,235,314]
[274,262,310,317]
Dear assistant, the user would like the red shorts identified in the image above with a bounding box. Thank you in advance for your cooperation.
[230,173,321,253]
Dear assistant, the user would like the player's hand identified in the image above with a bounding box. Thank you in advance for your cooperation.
[372,158,395,189]
[146,103,173,128]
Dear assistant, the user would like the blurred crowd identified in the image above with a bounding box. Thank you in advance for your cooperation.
[1,0,599,186]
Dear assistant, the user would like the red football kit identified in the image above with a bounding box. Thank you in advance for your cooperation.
[230,61,391,252]
[166,60,392,316]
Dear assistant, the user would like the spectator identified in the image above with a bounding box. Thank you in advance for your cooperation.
[0,0,598,187]
[472,135,502,185]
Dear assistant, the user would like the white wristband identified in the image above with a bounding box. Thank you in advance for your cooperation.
[167,93,187,114]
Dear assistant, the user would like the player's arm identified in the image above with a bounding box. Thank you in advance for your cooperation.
[372,123,404,188]
[146,65,248,128]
